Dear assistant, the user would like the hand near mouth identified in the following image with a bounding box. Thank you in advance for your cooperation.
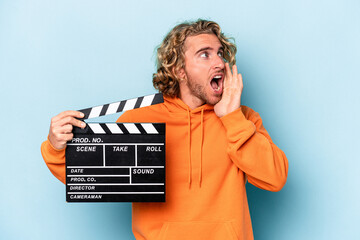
[214,63,243,118]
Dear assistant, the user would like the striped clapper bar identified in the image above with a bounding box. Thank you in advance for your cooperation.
[65,93,165,202]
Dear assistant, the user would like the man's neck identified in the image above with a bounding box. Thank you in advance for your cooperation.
[179,93,205,110]
[178,83,205,110]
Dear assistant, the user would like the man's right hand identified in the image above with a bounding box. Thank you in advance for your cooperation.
[48,110,86,150]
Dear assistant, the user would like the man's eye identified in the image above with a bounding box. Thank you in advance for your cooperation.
[200,52,209,58]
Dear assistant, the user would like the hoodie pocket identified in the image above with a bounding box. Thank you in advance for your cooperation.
[158,221,238,240]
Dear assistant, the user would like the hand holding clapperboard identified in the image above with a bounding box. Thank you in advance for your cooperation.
[59,93,165,202]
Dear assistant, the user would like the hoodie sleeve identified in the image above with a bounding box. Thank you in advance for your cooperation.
[220,106,288,192]
[41,137,66,184]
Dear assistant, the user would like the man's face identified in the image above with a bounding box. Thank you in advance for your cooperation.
[179,33,225,106]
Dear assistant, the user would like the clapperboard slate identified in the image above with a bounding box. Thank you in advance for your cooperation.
[66,93,165,202]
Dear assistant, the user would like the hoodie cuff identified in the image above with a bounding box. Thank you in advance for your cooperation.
[41,137,66,162]
[220,107,256,134]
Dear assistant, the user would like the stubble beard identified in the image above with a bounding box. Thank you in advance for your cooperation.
[186,75,221,106]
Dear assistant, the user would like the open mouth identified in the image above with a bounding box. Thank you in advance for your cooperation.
[210,74,223,93]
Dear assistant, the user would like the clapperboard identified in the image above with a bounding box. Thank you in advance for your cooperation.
[66,93,165,202]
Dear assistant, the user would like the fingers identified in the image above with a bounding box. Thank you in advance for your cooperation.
[51,133,74,149]
[224,63,242,89]
[62,124,73,134]
[61,133,74,142]
[238,73,243,89]
[52,110,84,123]
[231,64,239,87]
[54,116,86,129]
[48,110,86,150]
[51,111,86,128]
[232,64,238,79]
[224,63,232,88]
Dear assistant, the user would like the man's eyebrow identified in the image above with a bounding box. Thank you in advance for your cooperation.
[195,46,224,55]
[195,47,213,55]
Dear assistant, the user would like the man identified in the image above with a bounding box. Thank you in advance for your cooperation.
[41,19,288,240]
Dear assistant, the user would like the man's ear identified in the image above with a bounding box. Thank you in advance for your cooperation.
[172,67,186,82]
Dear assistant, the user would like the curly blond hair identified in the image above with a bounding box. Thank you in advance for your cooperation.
[153,19,237,97]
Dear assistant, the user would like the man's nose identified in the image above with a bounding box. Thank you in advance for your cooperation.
[213,55,225,69]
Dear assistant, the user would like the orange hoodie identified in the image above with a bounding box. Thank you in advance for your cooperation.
[41,96,288,240]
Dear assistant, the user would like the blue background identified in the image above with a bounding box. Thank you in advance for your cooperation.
[1,0,359,239]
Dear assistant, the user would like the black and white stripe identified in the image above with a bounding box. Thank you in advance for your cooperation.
[79,93,163,120]
[74,123,165,135]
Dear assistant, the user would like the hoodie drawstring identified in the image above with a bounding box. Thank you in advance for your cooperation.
[187,108,205,188]
[199,109,204,187]
[187,110,192,188]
